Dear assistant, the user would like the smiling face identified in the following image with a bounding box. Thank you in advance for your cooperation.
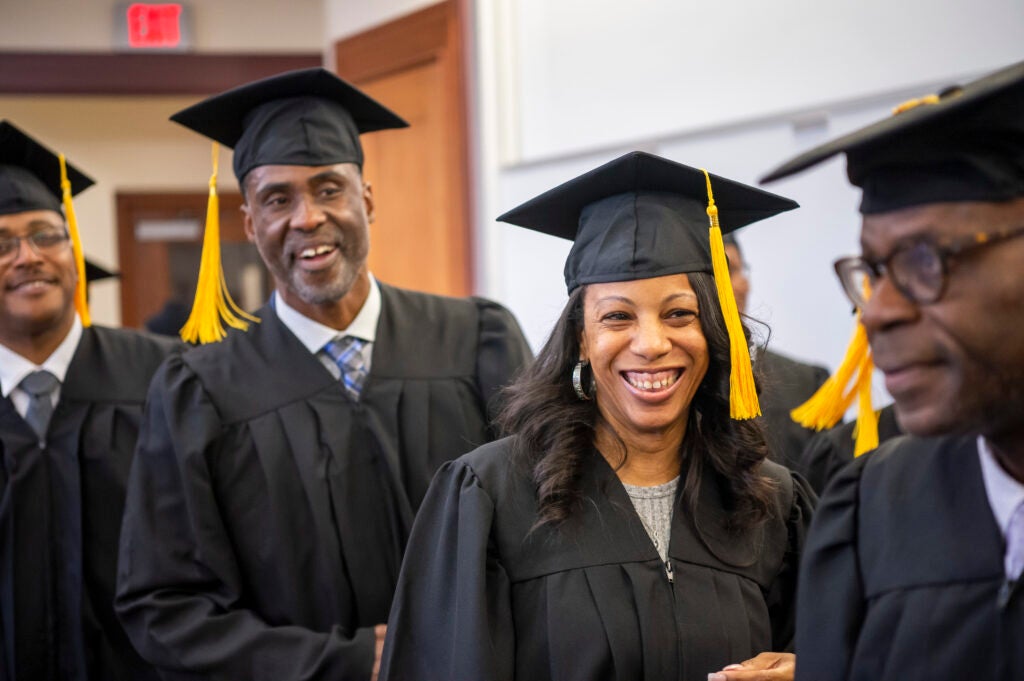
[859,197,1024,439]
[579,273,710,446]
[242,163,373,318]
[0,209,77,344]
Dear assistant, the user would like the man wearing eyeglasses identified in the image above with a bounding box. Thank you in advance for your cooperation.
[0,120,177,681]
[758,61,1024,680]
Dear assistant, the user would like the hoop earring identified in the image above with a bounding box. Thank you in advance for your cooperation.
[572,360,595,401]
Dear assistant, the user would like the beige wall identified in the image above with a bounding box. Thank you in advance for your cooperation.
[0,0,326,52]
[0,97,247,326]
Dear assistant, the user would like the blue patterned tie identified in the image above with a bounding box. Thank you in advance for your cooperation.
[323,336,368,400]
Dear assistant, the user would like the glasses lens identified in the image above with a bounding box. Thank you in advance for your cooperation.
[835,258,873,309]
[31,230,69,251]
[0,237,17,259]
[890,242,943,303]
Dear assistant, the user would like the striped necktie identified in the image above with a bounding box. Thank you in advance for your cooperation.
[323,336,368,400]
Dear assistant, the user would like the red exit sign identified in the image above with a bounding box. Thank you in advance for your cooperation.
[116,3,192,51]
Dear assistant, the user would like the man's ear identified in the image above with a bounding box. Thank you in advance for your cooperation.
[240,203,256,243]
[363,181,375,224]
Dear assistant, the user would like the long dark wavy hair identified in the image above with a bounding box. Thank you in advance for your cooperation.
[498,271,776,533]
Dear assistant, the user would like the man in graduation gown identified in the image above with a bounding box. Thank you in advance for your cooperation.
[723,235,830,469]
[115,68,532,681]
[761,59,1024,680]
[0,120,179,680]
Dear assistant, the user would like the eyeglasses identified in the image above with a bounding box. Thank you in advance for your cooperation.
[0,229,71,263]
[834,223,1024,309]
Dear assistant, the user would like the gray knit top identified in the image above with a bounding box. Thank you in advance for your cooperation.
[621,476,679,564]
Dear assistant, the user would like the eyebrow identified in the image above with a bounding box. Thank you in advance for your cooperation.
[593,291,698,306]
[253,171,349,199]
[0,219,65,235]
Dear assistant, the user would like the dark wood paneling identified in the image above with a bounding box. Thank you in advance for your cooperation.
[0,52,321,95]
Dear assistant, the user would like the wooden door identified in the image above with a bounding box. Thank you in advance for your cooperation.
[116,192,272,330]
[335,0,472,296]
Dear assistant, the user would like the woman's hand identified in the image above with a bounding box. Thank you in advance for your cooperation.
[708,651,795,681]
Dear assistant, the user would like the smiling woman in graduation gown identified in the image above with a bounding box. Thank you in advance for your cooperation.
[379,152,816,681]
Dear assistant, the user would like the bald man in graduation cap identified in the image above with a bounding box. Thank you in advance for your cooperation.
[761,60,1024,680]
[0,120,179,681]
[115,68,532,680]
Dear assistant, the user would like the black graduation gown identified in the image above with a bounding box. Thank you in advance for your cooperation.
[755,349,830,470]
[379,438,816,681]
[796,404,903,495]
[116,284,532,681]
[0,325,180,681]
[796,434,1024,681]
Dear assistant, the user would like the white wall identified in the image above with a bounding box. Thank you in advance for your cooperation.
[508,0,1024,163]
[472,0,1024,405]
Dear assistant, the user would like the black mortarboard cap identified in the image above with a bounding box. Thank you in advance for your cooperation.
[498,151,798,294]
[760,60,1024,214]
[0,120,94,216]
[170,67,409,183]
[84,258,119,283]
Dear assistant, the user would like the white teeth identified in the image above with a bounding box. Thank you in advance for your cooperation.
[626,372,678,391]
[299,245,335,259]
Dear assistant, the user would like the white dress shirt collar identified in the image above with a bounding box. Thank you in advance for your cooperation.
[978,436,1024,538]
[273,274,381,356]
[0,314,82,399]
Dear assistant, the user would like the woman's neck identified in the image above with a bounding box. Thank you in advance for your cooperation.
[596,421,684,486]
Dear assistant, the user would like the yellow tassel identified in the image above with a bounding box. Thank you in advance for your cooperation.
[58,154,91,327]
[701,169,760,420]
[180,143,260,344]
[790,317,871,430]
[852,354,879,457]
[891,93,940,115]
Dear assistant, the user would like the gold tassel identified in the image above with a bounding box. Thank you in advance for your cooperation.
[58,154,91,327]
[891,93,940,115]
[701,169,760,420]
[180,143,260,344]
[852,354,879,457]
[790,318,870,430]
[792,276,879,452]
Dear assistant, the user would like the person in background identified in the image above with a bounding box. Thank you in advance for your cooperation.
[797,404,902,495]
[761,59,1024,679]
[115,68,532,681]
[379,151,815,681]
[723,234,829,469]
[0,120,179,681]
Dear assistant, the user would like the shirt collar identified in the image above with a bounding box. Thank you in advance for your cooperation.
[0,314,83,398]
[273,274,381,355]
[978,436,1024,537]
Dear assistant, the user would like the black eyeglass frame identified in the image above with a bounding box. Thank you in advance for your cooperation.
[0,228,72,263]
[833,222,1024,309]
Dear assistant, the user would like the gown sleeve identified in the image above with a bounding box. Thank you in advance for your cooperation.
[379,459,515,681]
[473,298,533,423]
[115,355,376,681]
[766,471,817,652]
[793,456,867,681]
